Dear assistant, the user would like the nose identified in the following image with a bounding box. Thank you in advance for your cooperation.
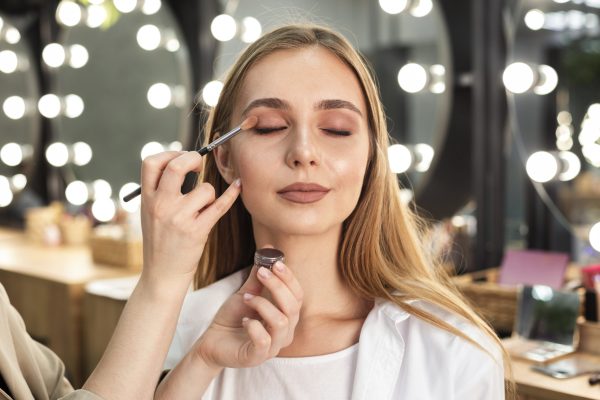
[285,125,321,168]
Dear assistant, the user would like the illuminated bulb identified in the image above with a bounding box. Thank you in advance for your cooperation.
[557,151,581,181]
[526,151,558,183]
[56,1,82,27]
[582,143,600,167]
[65,180,89,205]
[140,142,164,160]
[241,17,262,43]
[0,143,23,167]
[147,83,171,109]
[137,24,161,51]
[202,80,223,107]
[590,222,600,252]
[165,38,180,52]
[86,4,107,28]
[211,14,237,42]
[91,198,116,222]
[119,183,141,212]
[3,96,26,120]
[588,103,600,120]
[113,0,137,13]
[503,62,535,94]
[534,65,558,95]
[0,50,18,73]
[429,64,446,93]
[68,44,89,68]
[388,144,412,173]
[73,141,92,166]
[64,94,84,118]
[556,136,573,151]
[46,142,69,167]
[38,94,61,118]
[42,43,66,68]
[525,9,545,30]
[142,0,161,15]
[0,176,13,207]
[410,0,433,17]
[168,141,183,151]
[399,188,414,204]
[4,26,20,44]
[93,179,112,199]
[557,110,572,125]
[11,174,27,191]
[414,143,434,172]
[379,0,409,14]
[398,63,428,93]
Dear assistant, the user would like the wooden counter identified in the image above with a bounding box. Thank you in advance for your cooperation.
[0,228,138,386]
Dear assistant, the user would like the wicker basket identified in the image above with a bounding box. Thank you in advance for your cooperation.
[453,268,518,334]
[90,228,143,271]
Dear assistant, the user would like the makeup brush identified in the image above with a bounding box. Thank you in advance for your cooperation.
[122,116,258,202]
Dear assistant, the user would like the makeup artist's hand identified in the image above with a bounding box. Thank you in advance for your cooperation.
[140,150,241,286]
[194,259,304,369]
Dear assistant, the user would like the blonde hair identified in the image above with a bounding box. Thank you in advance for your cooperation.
[196,24,514,397]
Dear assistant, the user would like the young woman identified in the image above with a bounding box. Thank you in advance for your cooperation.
[153,24,511,399]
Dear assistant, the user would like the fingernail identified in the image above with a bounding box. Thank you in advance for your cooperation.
[233,178,241,187]
[242,317,249,325]
[258,267,272,279]
[273,261,285,273]
[243,293,255,301]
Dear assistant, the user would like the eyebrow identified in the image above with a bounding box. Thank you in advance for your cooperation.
[241,97,363,118]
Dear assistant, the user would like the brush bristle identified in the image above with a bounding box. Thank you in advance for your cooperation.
[240,115,258,130]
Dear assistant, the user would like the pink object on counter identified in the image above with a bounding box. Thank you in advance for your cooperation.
[498,250,569,289]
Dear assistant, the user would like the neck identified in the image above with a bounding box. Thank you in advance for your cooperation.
[253,223,370,321]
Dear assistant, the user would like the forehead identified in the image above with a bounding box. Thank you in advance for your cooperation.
[235,46,367,115]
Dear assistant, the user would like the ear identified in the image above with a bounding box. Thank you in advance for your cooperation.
[213,144,237,184]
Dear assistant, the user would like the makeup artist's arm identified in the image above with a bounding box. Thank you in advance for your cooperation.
[82,151,242,400]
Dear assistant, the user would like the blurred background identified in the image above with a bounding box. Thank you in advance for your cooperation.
[0,0,599,392]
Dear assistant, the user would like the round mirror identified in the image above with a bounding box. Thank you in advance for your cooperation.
[506,0,600,261]
[205,0,451,206]
[0,12,40,210]
[49,0,192,216]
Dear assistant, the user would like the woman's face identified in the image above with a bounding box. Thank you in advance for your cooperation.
[217,46,370,237]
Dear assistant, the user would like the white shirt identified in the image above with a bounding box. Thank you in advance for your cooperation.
[165,269,505,400]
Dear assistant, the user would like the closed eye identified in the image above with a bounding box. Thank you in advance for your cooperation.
[254,126,287,134]
[322,129,351,136]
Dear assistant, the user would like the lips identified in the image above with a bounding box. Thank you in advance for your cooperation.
[277,182,330,204]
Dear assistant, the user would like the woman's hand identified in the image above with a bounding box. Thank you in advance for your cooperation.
[194,259,304,369]
[140,151,241,287]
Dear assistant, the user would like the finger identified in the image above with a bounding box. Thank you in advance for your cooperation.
[271,261,304,304]
[199,178,242,227]
[243,293,289,350]
[181,182,216,216]
[242,317,270,364]
[238,265,264,298]
[156,151,204,195]
[141,151,185,194]
[256,266,301,320]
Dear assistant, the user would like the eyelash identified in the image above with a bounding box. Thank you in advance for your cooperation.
[254,127,351,136]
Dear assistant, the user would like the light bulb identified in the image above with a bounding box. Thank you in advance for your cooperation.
[414,143,434,172]
[46,142,69,167]
[140,142,164,160]
[0,143,23,167]
[503,62,535,94]
[0,50,18,74]
[525,9,545,30]
[398,63,428,93]
[0,176,13,207]
[588,103,600,120]
[68,44,89,68]
[65,180,89,205]
[86,4,108,28]
[64,94,84,118]
[73,141,93,166]
[92,198,116,222]
[3,96,26,120]
[410,0,433,17]
[38,94,62,118]
[388,144,412,173]
[211,14,237,42]
[4,26,20,44]
[379,0,409,14]
[241,17,262,43]
[147,83,171,109]
[11,174,27,191]
[526,151,558,183]
[93,179,112,199]
[142,0,161,15]
[534,65,558,95]
[113,0,137,13]
[42,43,66,68]
[137,24,161,51]
[56,1,82,27]
[557,151,580,181]
[168,141,183,151]
[119,182,141,212]
[590,222,600,252]
[202,80,223,107]
[165,38,180,52]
